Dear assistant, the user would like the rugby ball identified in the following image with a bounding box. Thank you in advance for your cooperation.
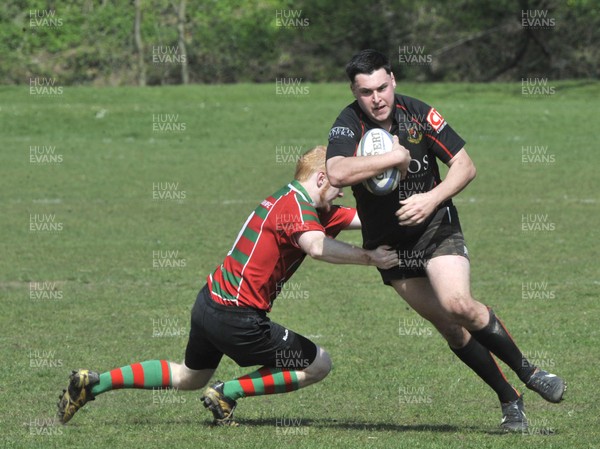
[356,128,400,195]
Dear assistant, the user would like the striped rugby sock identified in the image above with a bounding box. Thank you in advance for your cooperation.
[222,367,299,401]
[91,360,172,396]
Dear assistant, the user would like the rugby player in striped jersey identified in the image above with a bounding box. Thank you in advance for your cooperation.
[57,146,400,426]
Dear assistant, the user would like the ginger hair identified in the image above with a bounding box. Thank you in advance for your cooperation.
[294,145,327,181]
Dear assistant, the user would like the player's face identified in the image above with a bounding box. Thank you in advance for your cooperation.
[318,182,343,212]
[351,69,396,126]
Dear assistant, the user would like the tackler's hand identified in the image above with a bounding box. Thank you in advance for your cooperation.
[369,245,399,269]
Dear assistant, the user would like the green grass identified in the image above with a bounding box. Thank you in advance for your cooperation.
[1,80,599,448]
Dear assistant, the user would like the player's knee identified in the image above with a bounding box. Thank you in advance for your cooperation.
[177,374,201,390]
[320,349,333,377]
[172,363,211,390]
[171,364,192,389]
[446,294,480,324]
[308,347,332,381]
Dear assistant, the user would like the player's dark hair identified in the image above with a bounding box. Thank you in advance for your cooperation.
[345,49,392,83]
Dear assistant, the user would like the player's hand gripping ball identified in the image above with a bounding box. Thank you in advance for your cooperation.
[356,128,400,195]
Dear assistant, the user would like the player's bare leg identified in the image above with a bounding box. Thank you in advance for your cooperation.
[426,255,565,401]
[295,346,332,387]
[391,272,527,431]
[391,276,471,347]
[393,254,565,429]
[201,346,332,426]
[423,255,489,329]
[170,362,214,390]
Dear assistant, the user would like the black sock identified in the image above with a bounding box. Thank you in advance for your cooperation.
[470,309,536,383]
[451,337,520,403]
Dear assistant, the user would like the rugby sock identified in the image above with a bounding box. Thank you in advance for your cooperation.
[90,360,172,396]
[470,309,537,383]
[222,367,299,401]
[451,337,520,403]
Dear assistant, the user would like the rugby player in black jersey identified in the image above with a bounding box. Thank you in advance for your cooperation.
[326,49,566,432]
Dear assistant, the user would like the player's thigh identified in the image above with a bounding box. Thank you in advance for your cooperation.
[223,315,319,370]
[425,255,489,330]
[425,255,476,313]
[191,285,319,371]
[391,276,468,345]
[390,276,449,323]
[185,287,227,369]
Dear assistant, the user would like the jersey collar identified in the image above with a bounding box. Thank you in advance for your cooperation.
[289,179,313,204]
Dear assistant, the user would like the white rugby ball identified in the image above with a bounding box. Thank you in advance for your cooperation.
[356,128,400,195]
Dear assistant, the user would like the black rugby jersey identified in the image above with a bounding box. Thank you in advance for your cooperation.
[327,94,465,249]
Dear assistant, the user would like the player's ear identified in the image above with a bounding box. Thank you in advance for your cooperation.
[391,72,396,89]
[317,171,327,188]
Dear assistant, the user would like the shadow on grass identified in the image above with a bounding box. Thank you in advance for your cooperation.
[93,416,505,435]
[227,418,501,434]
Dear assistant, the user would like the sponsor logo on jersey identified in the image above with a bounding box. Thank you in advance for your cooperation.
[261,199,274,209]
[426,107,447,133]
[328,126,355,141]
[406,122,423,144]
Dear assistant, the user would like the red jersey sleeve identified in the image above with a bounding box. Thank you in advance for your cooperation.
[278,195,327,248]
[319,205,357,238]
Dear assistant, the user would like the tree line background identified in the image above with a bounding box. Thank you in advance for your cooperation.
[1,0,598,85]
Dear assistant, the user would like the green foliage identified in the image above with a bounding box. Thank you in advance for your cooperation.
[190,0,281,82]
[0,1,598,81]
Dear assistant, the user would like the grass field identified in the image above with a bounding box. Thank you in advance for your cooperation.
[1,80,599,449]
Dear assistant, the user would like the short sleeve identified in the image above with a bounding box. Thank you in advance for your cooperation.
[326,104,363,160]
[319,206,357,238]
[280,199,326,248]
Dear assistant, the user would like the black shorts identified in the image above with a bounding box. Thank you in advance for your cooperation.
[184,284,318,370]
[378,205,469,284]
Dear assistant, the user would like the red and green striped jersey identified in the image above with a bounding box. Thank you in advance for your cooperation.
[208,180,356,311]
